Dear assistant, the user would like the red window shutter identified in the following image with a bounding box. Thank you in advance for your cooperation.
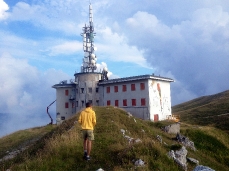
[131,84,135,91]
[141,98,146,106]
[115,100,119,107]
[114,86,118,92]
[106,87,110,93]
[122,85,127,92]
[132,99,136,106]
[107,100,111,106]
[140,83,145,90]
[65,90,69,96]
[65,102,69,108]
[123,99,127,106]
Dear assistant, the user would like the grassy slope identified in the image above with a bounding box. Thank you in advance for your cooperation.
[0,106,229,171]
[172,90,229,132]
[0,126,56,159]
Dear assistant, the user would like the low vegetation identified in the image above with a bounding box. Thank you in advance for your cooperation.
[1,106,229,170]
[172,90,229,133]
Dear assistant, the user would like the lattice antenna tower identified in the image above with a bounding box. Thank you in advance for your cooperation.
[81,3,97,72]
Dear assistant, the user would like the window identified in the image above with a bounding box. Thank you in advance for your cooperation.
[96,100,99,105]
[115,100,119,107]
[107,100,111,106]
[88,100,92,104]
[81,101,84,107]
[61,116,65,120]
[122,85,127,92]
[96,87,99,93]
[123,99,127,106]
[76,101,78,107]
[140,83,145,90]
[131,84,136,91]
[72,102,75,108]
[106,87,110,93]
[65,102,69,108]
[141,98,146,106]
[76,88,78,94]
[81,88,84,93]
[132,99,136,106]
[88,87,92,93]
[114,86,118,92]
[65,90,69,96]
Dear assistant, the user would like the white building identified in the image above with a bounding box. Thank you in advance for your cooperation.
[52,4,174,124]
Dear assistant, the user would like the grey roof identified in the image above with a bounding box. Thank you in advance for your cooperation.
[52,83,75,89]
[98,74,174,85]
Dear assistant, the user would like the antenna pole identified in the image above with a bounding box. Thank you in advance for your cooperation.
[81,2,97,73]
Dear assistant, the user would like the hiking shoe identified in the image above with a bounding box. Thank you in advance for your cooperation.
[85,156,90,161]
[83,152,87,159]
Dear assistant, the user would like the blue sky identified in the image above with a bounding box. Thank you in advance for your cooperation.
[1,0,229,136]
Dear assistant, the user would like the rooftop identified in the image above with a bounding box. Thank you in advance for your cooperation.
[98,74,174,85]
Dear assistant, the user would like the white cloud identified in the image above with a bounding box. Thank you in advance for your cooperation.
[0,0,9,20]
[96,26,150,68]
[124,7,229,102]
[0,53,71,137]
[48,41,82,56]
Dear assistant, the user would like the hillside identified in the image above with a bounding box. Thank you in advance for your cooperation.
[1,106,229,171]
[172,90,229,133]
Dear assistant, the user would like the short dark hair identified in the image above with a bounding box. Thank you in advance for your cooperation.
[86,102,92,108]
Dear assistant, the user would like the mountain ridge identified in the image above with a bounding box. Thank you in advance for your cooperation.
[1,106,229,170]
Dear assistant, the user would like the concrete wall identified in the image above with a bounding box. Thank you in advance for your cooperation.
[54,74,172,124]
[148,80,172,121]
[99,79,150,119]
[74,72,101,112]
[56,86,75,124]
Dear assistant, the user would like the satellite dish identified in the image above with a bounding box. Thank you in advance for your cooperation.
[91,53,95,59]
[103,67,108,72]
[91,59,95,64]
[84,57,89,63]
[84,52,89,57]
[83,62,88,67]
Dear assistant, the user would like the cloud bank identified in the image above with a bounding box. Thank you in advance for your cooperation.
[0,53,70,137]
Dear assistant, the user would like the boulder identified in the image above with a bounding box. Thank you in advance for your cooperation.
[163,123,180,134]
[176,133,196,151]
[192,165,215,171]
[168,146,188,171]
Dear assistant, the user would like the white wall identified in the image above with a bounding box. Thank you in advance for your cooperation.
[148,80,172,121]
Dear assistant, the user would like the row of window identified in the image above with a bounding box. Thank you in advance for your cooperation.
[106,83,145,93]
[64,82,146,96]
[107,98,146,107]
[64,98,146,108]
[65,100,99,108]
[65,88,99,96]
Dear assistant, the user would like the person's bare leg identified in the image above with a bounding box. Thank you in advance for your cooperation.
[87,140,92,156]
[84,139,88,151]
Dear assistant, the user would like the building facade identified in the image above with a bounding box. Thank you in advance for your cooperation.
[52,4,174,124]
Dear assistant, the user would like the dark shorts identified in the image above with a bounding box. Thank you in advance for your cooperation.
[82,130,94,141]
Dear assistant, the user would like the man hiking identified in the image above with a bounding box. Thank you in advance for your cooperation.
[78,102,96,161]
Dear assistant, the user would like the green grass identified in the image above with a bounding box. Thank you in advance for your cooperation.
[1,106,229,171]
[0,125,55,159]
[172,90,229,133]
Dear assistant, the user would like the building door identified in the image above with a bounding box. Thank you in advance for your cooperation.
[154,114,159,121]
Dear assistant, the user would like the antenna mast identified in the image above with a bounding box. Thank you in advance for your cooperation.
[81,3,97,73]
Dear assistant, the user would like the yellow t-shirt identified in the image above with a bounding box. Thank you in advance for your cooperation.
[78,107,96,130]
